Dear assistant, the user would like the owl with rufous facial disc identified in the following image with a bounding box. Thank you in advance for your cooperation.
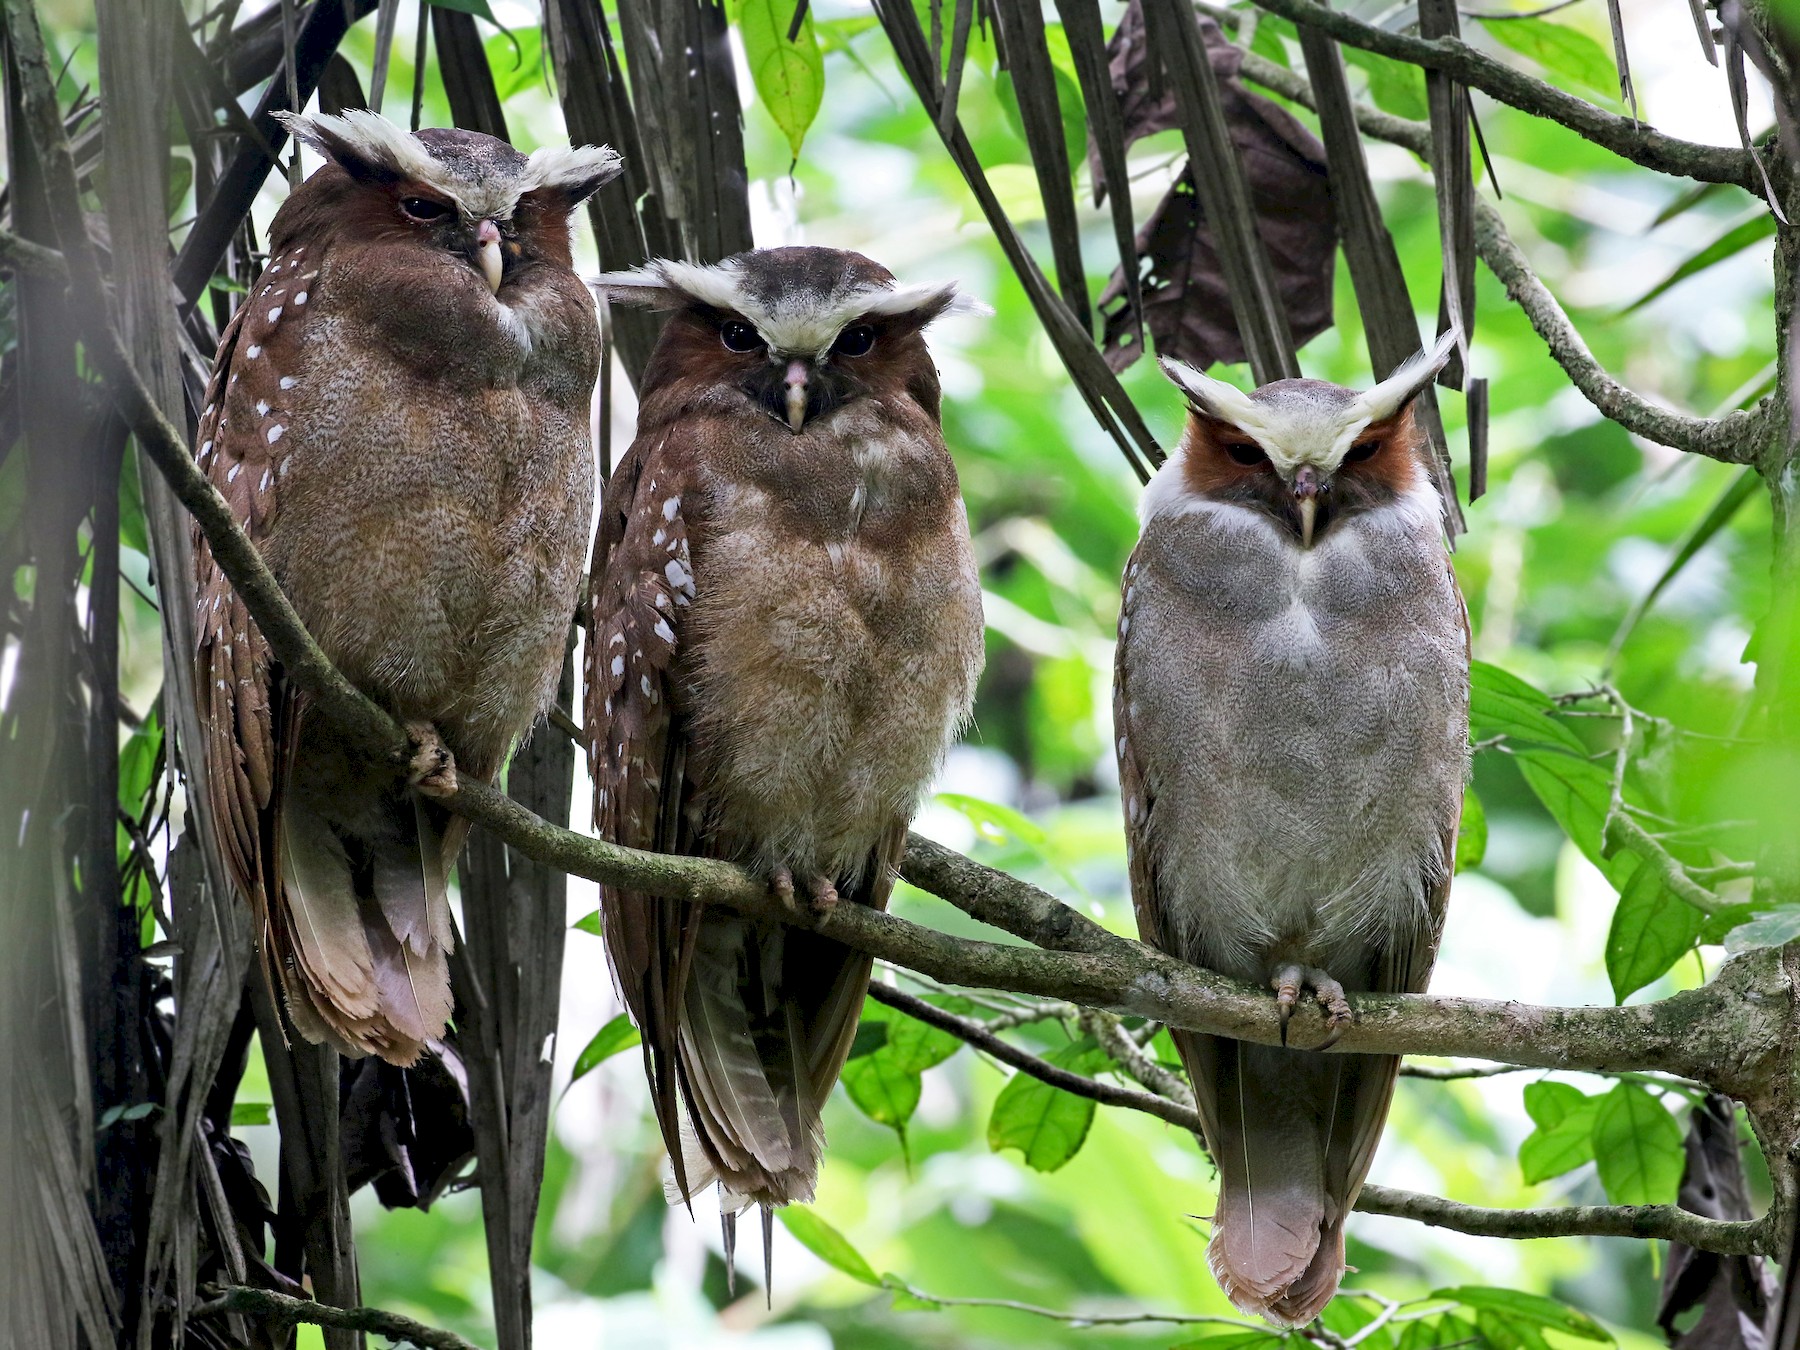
[190,110,621,1066]
[584,247,987,1216]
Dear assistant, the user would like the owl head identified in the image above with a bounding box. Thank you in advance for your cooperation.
[596,246,985,432]
[272,110,621,293]
[1155,329,1460,548]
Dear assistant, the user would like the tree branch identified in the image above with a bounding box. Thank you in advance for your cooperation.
[1237,47,1778,465]
[0,225,66,278]
[1248,0,1757,186]
[874,972,1776,1255]
[192,1286,484,1350]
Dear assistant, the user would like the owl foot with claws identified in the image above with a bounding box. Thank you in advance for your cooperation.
[405,721,459,799]
[805,875,840,915]
[1271,963,1353,1050]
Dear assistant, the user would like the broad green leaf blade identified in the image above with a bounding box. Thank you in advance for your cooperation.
[1455,786,1487,873]
[1606,864,1702,1002]
[733,0,825,159]
[1477,16,1618,103]
[1623,212,1778,314]
[231,1101,272,1127]
[1343,47,1429,120]
[1434,1286,1613,1342]
[570,909,603,937]
[840,996,968,1135]
[1518,1082,1599,1183]
[570,1013,641,1085]
[1514,749,1635,891]
[848,1020,889,1059]
[986,1041,1106,1172]
[429,0,499,23]
[1470,663,1587,754]
[1723,905,1800,953]
[1591,1082,1684,1206]
[777,1207,881,1285]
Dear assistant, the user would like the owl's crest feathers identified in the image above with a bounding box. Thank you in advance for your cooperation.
[1157,327,1460,480]
[274,110,621,219]
[594,251,988,359]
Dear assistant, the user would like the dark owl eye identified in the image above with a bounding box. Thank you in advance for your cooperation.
[1223,440,1267,467]
[720,320,764,353]
[833,324,876,357]
[1345,439,1381,462]
[400,196,451,222]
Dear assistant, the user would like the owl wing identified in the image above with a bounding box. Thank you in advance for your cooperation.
[582,430,701,1188]
[192,243,317,983]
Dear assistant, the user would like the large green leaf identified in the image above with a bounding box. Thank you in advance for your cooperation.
[569,1014,641,1085]
[1591,1082,1685,1206]
[1723,905,1800,953]
[777,1207,881,1286]
[840,997,966,1137]
[1517,1081,1599,1183]
[1344,48,1429,121]
[1470,663,1587,754]
[1477,16,1619,103]
[987,1040,1107,1172]
[1513,749,1635,891]
[1435,1286,1613,1343]
[733,0,825,160]
[1605,864,1701,1002]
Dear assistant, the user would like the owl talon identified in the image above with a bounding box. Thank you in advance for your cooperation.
[1270,963,1351,1051]
[404,721,458,799]
[805,875,840,915]
[769,865,797,908]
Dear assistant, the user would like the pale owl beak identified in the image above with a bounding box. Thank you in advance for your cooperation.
[475,219,503,295]
[1293,464,1325,549]
[784,358,809,433]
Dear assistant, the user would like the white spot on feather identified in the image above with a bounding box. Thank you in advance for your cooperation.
[653,618,674,644]
[280,376,297,390]
[225,464,240,483]
[294,291,309,305]
[255,400,269,416]
[267,306,283,323]
[662,496,679,520]
[246,345,261,358]
[267,425,285,444]
[610,654,624,677]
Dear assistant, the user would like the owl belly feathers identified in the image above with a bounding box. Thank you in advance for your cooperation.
[1125,500,1465,980]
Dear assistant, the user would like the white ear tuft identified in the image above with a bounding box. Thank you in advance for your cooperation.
[590,259,746,311]
[1159,357,1263,430]
[522,144,624,203]
[1357,326,1461,423]
[273,109,442,184]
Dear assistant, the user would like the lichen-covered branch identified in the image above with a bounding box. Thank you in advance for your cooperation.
[1355,1186,1772,1255]
[1248,0,1757,187]
[0,225,66,277]
[192,1287,483,1350]
[1237,48,1777,465]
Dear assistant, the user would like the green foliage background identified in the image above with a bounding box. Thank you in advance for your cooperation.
[33,0,1784,1340]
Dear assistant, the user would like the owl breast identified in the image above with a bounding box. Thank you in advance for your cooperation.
[1123,488,1468,981]
[681,410,984,882]
[262,258,599,775]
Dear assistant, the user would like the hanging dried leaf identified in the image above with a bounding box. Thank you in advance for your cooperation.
[1095,7,1333,374]
[1657,1095,1772,1350]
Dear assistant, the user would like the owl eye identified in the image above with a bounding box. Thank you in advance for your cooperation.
[1345,439,1381,462]
[1222,440,1267,467]
[400,196,452,223]
[833,324,876,358]
[720,321,764,353]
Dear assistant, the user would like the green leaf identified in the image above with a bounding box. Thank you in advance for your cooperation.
[118,707,163,812]
[429,0,498,22]
[1609,469,1760,658]
[569,1014,641,1085]
[1171,1334,1290,1350]
[777,1207,881,1285]
[986,1040,1107,1172]
[231,1101,272,1126]
[570,909,603,936]
[1723,905,1800,953]
[1455,786,1487,873]
[1591,1082,1684,1206]
[935,792,1083,891]
[1435,1286,1613,1342]
[848,1020,889,1059]
[733,0,825,160]
[840,998,964,1136]
[1344,48,1429,121]
[1470,662,1587,754]
[1518,1081,1599,1183]
[1623,211,1777,314]
[881,1273,945,1310]
[1477,16,1619,103]
[1605,864,1702,1002]
[1514,749,1635,891]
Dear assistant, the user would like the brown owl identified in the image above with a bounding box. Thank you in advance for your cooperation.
[1115,335,1470,1323]
[191,110,621,1066]
[585,248,986,1221]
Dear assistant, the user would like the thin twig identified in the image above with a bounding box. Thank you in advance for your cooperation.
[881,1276,1278,1330]
[192,1286,483,1350]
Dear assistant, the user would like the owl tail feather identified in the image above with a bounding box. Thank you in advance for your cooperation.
[1183,1034,1398,1327]
[273,791,455,1066]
